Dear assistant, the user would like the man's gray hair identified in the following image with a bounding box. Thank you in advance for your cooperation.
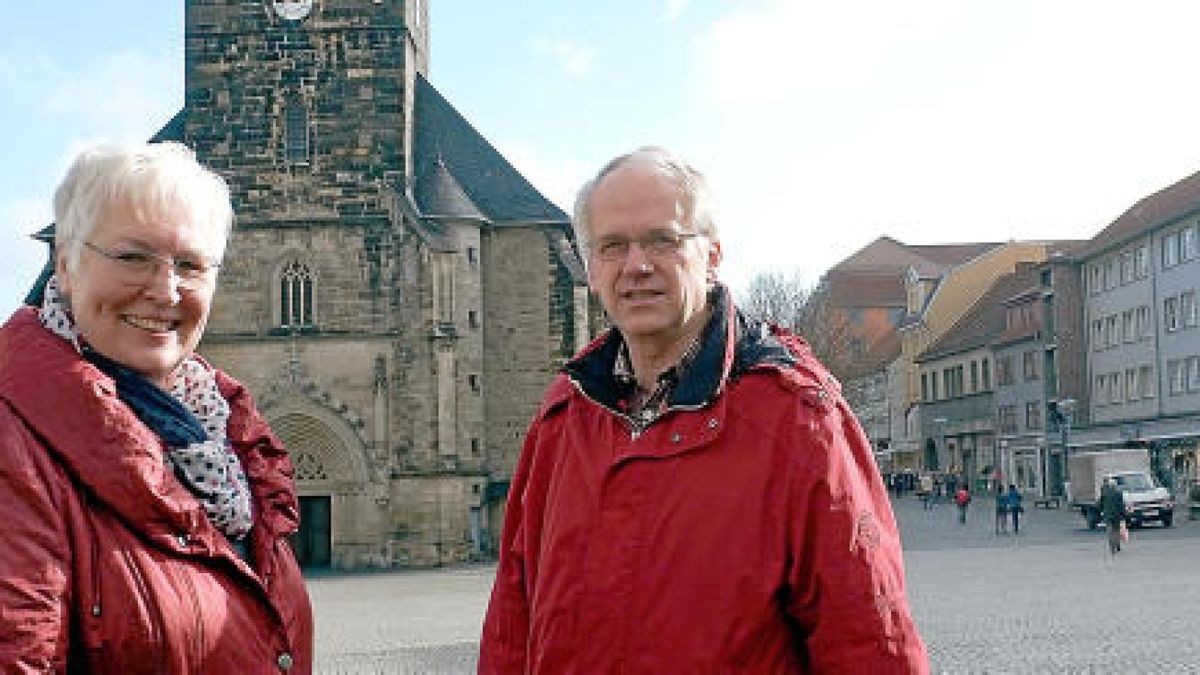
[54,141,233,273]
[571,146,718,264]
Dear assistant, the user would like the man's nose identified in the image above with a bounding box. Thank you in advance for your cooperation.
[621,241,654,272]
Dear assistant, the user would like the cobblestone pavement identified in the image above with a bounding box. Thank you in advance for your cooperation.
[309,494,1200,673]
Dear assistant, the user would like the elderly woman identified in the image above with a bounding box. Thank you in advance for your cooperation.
[0,142,312,673]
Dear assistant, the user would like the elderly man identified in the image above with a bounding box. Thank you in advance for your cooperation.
[479,147,928,673]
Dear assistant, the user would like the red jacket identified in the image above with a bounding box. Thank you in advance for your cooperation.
[0,308,313,674]
[479,291,928,673]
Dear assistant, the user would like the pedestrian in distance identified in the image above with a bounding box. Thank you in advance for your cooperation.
[1100,477,1127,555]
[1007,484,1024,535]
[954,485,972,525]
[995,487,1009,534]
[478,147,929,673]
[0,142,314,673]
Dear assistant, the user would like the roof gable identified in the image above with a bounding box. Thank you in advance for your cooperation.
[413,74,567,224]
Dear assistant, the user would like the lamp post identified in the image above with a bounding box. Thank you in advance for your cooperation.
[933,417,948,477]
[1058,398,1075,492]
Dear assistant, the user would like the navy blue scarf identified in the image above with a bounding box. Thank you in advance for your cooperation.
[84,348,208,448]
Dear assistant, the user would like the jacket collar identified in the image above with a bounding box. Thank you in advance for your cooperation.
[0,308,299,548]
[562,283,796,415]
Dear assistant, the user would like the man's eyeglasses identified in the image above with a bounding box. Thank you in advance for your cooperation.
[83,241,220,290]
[591,231,702,263]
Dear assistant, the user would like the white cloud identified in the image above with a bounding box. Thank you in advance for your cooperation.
[530,36,596,78]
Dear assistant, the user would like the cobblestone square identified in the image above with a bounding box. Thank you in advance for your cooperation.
[309,493,1200,673]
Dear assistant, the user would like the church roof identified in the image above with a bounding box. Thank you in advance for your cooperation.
[413,154,486,221]
[412,74,567,224]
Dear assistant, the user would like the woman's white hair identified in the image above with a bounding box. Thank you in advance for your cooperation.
[53,141,233,272]
[571,146,718,265]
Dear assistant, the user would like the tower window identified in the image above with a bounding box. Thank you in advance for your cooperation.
[284,98,309,164]
[280,260,315,327]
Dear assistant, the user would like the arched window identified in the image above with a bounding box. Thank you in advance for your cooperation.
[280,261,315,328]
[284,97,309,164]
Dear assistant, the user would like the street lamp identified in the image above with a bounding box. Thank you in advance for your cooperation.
[1058,398,1075,492]
[933,417,948,476]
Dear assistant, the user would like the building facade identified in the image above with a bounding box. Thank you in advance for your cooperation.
[1075,174,1200,488]
[175,0,590,568]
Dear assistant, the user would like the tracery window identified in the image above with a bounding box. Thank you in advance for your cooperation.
[280,260,315,328]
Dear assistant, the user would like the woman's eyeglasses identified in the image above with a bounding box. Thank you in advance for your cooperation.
[83,241,220,290]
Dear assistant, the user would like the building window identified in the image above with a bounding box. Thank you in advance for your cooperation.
[1183,227,1198,261]
[284,97,310,164]
[1092,319,1104,351]
[1109,373,1121,404]
[1022,350,1039,381]
[1094,375,1106,405]
[998,405,1017,434]
[1104,315,1118,346]
[921,373,929,402]
[1139,365,1155,399]
[1164,232,1181,268]
[280,260,315,328]
[1025,401,1042,430]
[1182,291,1197,328]
[467,246,478,266]
[1165,296,1180,332]
[468,374,480,393]
[970,361,979,393]
[1122,309,1134,342]
[930,374,939,400]
[470,437,481,456]
[1089,264,1102,294]
[997,355,1014,386]
[1119,252,1132,284]
[1189,356,1200,392]
[1136,305,1151,338]
[468,310,479,329]
[1168,360,1185,395]
[981,359,991,390]
[1135,244,1149,278]
[1125,367,1138,401]
[1104,258,1117,289]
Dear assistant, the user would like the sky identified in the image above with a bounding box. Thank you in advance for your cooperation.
[6,1,1200,321]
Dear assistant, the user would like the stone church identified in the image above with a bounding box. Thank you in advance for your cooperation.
[37,1,592,569]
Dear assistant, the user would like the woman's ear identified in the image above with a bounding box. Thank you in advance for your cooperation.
[55,248,73,299]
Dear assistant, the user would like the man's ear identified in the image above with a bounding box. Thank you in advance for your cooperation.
[705,238,723,283]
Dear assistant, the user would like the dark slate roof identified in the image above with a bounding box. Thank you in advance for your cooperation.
[1079,169,1200,259]
[414,155,486,221]
[917,263,1041,362]
[413,74,567,224]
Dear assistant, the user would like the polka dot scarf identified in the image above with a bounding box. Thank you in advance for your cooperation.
[39,276,254,540]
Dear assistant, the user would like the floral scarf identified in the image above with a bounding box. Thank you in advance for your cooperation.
[39,276,254,540]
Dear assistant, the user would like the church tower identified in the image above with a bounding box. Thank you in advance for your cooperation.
[181,0,588,569]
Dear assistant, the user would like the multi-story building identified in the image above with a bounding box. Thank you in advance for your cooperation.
[896,241,1058,470]
[1074,171,1200,487]
[915,264,1043,490]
